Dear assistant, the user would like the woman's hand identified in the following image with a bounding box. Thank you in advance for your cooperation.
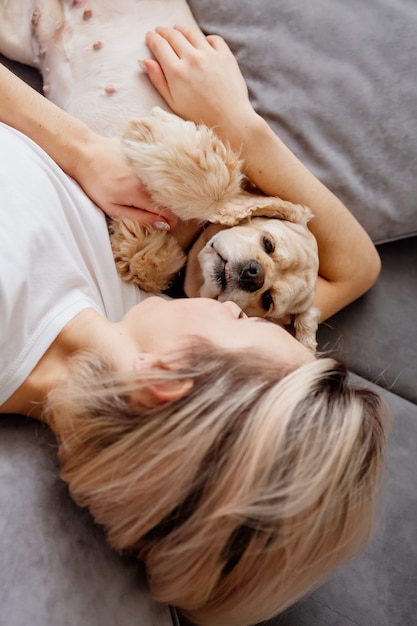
[72,131,177,229]
[142,26,257,148]
[0,63,176,230]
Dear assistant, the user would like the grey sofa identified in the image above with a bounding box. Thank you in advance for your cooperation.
[1,1,416,625]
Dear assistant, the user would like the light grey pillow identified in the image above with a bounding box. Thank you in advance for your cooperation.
[188,0,417,244]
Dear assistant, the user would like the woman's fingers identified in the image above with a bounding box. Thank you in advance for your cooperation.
[108,204,177,230]
[140,58,171,104]
[126,208,175,229]
[205,33,232,53]
[147,26,220,63]
[170,25,212,49]
[146,28,187,61]
[152,26,208,56]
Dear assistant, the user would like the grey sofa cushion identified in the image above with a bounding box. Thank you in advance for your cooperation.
[188,0,417,244]
[0,416,172,626]
[318,236,417,405]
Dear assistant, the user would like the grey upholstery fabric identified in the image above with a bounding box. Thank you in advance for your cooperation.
[0,415,172,626]
[318,236,417,404]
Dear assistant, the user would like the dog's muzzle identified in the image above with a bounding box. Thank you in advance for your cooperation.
[237,260,265,293]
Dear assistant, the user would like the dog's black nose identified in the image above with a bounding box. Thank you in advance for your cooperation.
[238,260,265,292]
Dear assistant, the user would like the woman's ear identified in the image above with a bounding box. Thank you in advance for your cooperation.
[146,378,194,406]
[133,353,194,407]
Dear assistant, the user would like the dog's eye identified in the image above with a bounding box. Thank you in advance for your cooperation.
[262,235,275,255]
[261,291,274,312]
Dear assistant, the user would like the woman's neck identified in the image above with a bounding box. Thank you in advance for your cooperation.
[0,309,110,421]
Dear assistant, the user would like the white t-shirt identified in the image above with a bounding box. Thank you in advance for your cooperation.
[0,123,148,404]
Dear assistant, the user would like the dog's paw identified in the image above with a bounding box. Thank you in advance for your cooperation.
[122,107,243,222]
[109,218,186,292]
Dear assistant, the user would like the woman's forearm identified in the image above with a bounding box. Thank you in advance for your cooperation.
[0,63,92,178]
[0,63,175,226]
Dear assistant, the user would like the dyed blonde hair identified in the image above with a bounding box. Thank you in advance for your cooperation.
[45,342,386,626]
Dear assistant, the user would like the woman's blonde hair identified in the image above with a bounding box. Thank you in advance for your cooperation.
[45,342,386,626]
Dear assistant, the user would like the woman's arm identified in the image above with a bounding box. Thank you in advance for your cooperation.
[142,26,381,321]
[0,63,175,229]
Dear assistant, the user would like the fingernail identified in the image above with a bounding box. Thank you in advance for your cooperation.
[153,221,170,231]
[137,59,148,74]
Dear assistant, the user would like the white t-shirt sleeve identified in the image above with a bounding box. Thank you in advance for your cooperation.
[0,123,148,404]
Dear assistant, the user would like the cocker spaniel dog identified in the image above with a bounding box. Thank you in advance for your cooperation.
[114,108,319,349]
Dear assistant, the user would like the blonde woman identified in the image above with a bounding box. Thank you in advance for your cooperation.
[0,26,385,626]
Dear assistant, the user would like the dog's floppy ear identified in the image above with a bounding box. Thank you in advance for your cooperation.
[122,108,244,223]
[243,193,313,225]
[209,191,313,227]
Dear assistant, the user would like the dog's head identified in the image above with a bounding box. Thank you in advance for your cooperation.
[184,199,319,326]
